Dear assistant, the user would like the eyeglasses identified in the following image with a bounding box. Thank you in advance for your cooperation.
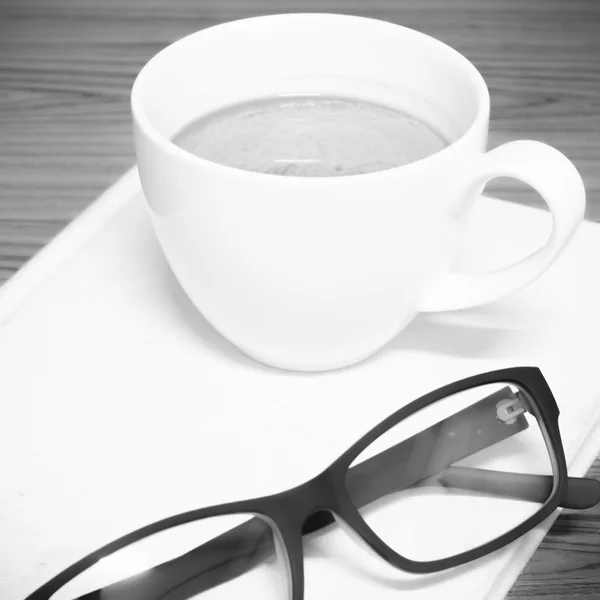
[27,367,600,600]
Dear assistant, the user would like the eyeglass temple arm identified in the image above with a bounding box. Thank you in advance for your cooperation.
[72,518,275,600]
[425,466,600,510]
[344,387,600,513]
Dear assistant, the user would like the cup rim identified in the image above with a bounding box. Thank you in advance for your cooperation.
[131,13,490,184]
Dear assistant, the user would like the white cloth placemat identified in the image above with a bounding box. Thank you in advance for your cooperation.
[1,168,599,600]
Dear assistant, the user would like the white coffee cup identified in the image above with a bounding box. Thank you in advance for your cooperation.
[131,13,585,372]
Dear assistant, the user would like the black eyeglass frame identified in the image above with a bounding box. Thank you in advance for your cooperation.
[25,366,591,600]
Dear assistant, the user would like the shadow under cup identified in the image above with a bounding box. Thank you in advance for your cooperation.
[131,14,491,371]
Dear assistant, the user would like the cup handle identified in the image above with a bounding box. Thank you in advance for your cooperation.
[417,140,586,312]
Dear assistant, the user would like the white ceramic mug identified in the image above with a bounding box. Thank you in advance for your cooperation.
[131,13,585,372]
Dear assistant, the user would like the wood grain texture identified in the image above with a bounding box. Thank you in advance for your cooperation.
[0,1,599,598]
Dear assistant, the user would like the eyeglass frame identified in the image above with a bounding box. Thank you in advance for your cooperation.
[25,366,600,600]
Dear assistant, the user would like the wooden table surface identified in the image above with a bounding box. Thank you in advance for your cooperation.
[1,0,599,598]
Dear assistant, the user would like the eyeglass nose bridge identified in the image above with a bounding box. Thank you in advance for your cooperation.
[278,469,342,535]
[267,471,343,600]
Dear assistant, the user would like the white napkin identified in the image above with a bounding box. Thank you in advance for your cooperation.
[1,169,599,600]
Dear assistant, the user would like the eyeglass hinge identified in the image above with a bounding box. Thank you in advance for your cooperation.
[496,396,527,424]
